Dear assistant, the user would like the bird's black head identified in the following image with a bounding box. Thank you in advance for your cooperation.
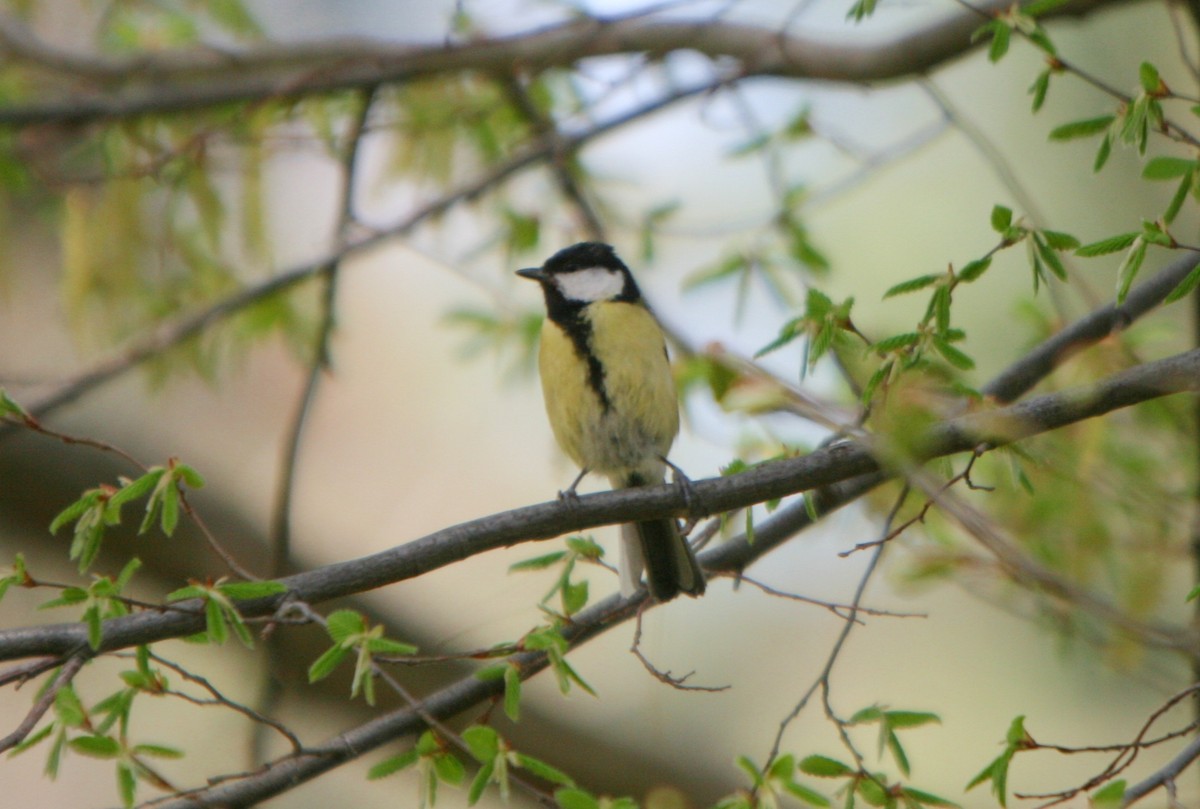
[516,242,642,317]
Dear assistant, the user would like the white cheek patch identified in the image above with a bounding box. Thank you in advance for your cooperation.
[554,267,626,302]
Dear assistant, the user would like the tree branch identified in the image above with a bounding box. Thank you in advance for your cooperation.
[0,0,1124,128]
[4,347,1198,663]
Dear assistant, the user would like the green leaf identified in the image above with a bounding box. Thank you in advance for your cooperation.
[366,637,418,656]
[1139,61,1161,94]
[1163,169,1193,224]
[515,752,575,786]
[1091,779,1126,808]
[872,333,922,353]
[307,645,349,683]
[463,725,500,762]
[799,755,854,777]
[107,471,163,511]
[434,752,466,785]
[1115,239,1147,302]
[509,551,567,572]
[784,780,830,807]
[556,788,600,809]
[217,580,287,600]
[117,760,137,808]
[69,734,121,758]
[368,749,420,779]
[1143,156,1195,179]
[132,743,183,759]
[1165,261,1200,303]
[325,609,365,643]
[988,22,1010,62]
[958,256,992,282]
[55,686,87,727]
[850,706,885,724]
[1049,115,1114,141]
[1034,235,1068,280]
[1094,134,1113,171]
[1029,69,1051,112]
[886,710,941,729]
[883,274,942,298]
[1075,232,1139,257]
[503,663,522,722]
[468,759,494,806]
[1023,0,1072,15]
[0,387,27,418]
[1040,229,1080,250]
[901,787,960,807]
[990,205,1013,232]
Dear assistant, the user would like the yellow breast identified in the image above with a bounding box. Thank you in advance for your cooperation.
[538,302,679,478]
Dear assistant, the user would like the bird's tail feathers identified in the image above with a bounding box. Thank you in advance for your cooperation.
[614,471,705,602]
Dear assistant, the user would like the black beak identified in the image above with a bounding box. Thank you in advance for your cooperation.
[516,267,547,282]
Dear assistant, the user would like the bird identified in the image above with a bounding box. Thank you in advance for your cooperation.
[517,242,705,602]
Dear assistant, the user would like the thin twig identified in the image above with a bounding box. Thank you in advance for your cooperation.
[0,653,86,753]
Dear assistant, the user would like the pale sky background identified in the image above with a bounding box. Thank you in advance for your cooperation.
[0,1,1196,807]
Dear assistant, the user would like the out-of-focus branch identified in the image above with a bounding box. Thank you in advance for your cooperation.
[0,0,1123,128]
[0,78,716,439]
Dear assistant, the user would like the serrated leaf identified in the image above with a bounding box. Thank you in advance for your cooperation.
[325,609,365,643]
[785,780,830,807]
[1139,61,1161,93]
[1142,156,1195,179]
[503,663,522,721]
[510,552,567,572]
[883,274,942,298]
[368,750,420,779]
[1094,134,1113,171]
[55,686,87,726]
[1165,261,1200,303]
[307,645,349,683]
[1116,239,1147,302]
[988,22,1010,62]
[463,725,500,762]
[901,787,960,807]
[516,752,575,786]
[556,788,600,809]
[873,333,921,353]
[218,580,287,600]
[434,752,466,785]
[886,710,941,728]
[799,755,855,777]
[1075,232,1139,257]
[990,205,1013,232]
[69,734,121,758]
[468,759,494,805]
[1040,229,1080,250]
[1091,779,1126,807]
[1049,115,1114,141]
[850,706,885,723]
[366,637,418,656]
[1029,70,1050,112]
[958,256,992,281]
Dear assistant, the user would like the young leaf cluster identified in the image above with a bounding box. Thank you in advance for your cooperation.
[11,650,182,809]
[509,535,604,617]
[49,459,205,573]
[167,578,287,649]
[307,609,418,705]
[39,559,142,650]
[368,730,466,809]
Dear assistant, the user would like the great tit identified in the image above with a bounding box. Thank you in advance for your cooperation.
[517,242,705,602]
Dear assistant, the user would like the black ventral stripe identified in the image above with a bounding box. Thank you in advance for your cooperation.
[546,294,611,412]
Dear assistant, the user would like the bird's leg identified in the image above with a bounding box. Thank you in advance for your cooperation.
[660,456,700,532]
[558,467,589,506]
